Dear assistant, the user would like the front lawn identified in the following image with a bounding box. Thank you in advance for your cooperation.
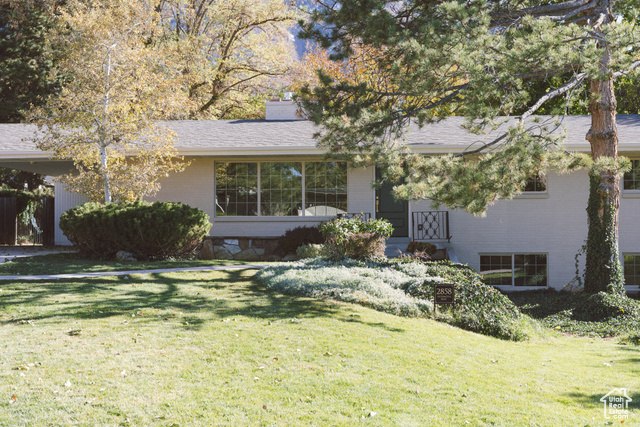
[0,252,253,276]
[0,268,638,425]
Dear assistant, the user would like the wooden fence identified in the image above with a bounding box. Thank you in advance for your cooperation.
[0,196,55,246]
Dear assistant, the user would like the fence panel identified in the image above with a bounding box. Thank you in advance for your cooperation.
[0,197,17,245]
[42,196,55,246]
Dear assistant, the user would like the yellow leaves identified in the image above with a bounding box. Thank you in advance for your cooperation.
[29,0,192,203]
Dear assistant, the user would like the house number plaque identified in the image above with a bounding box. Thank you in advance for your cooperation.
[434,283,455,306]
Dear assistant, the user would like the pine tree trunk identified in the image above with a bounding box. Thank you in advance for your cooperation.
[584,16,625,294]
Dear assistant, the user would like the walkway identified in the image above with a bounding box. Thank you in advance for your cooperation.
[0,246,264,281]
[0,264,266,281]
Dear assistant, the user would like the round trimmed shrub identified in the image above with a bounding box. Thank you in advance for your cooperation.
[320,217,393,260]
[60,201,212,260]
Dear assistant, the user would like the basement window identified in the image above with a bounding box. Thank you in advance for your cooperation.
[480,253,548,287]
[623,254,640,286]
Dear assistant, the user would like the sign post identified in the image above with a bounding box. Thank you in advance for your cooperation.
[433,283,455,314]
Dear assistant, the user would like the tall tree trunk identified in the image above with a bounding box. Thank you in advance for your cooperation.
[584,10,625,294]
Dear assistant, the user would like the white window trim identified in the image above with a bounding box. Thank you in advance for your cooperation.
[515,174,548,199]
[622,253,640,289]
[622,159,640,195]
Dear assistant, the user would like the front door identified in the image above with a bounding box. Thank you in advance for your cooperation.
[375,169,408,237]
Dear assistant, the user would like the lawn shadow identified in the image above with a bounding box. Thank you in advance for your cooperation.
[221,269,407,333]
[507,290,578,319]
[563,390,640,413]
[0,268,341,330]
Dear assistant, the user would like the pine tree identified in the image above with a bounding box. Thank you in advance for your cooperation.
[299,0,640,294]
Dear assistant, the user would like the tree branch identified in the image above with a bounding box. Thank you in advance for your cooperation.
[520,72,587,121]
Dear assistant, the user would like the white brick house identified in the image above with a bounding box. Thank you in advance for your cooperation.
[2,101,640,292]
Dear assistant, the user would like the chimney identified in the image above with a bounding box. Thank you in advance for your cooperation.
[265,97,304,121]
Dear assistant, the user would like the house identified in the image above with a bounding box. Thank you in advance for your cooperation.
[2,101,640,292]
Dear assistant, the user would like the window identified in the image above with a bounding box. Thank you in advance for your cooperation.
[215,162,258,216]
[260,162,302,216]
[304,162,347,215]
[623,160,640,190]
[215,161,347,217]
[623,254,640,286]
[524,174,546,192]
[480,253,547,287]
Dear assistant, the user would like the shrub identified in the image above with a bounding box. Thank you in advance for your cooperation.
[279,225,323,255]
[320,217,393,259]
[60,201,212,260]
[398,260,528,341]
[406,241,437,254]
[296,243,330,259]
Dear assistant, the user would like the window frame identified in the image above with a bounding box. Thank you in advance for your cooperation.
[479,253,548,288]
[515,173,548,199]
[622,159,640,197]
[523,173,547,193]
[622,253,640,287]
[214,160,348,218]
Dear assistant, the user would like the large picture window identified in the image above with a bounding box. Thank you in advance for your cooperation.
[480,253,547,287]
[215,161,347,217]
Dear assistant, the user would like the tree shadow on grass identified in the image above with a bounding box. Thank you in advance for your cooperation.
[0,268,341,330]
[213,270,407,333]
[562,391,640,414]
[507,290,580,319]
[0,267,409,334]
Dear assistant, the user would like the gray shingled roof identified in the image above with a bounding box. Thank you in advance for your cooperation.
[2,115,640,159]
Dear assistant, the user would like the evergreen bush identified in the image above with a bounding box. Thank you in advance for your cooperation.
[60,201,212,260]
[278,225,323,255]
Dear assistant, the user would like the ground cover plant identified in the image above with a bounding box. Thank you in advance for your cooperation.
[256,258,533,341]
[0,268,638,425]
[508,289,640,338]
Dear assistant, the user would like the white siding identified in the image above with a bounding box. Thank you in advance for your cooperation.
[54,183,88,245]
[347,166,375,217]
[147,157,215,221]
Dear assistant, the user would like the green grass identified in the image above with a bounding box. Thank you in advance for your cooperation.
[1,269,639,426]
[0,252,254,276]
